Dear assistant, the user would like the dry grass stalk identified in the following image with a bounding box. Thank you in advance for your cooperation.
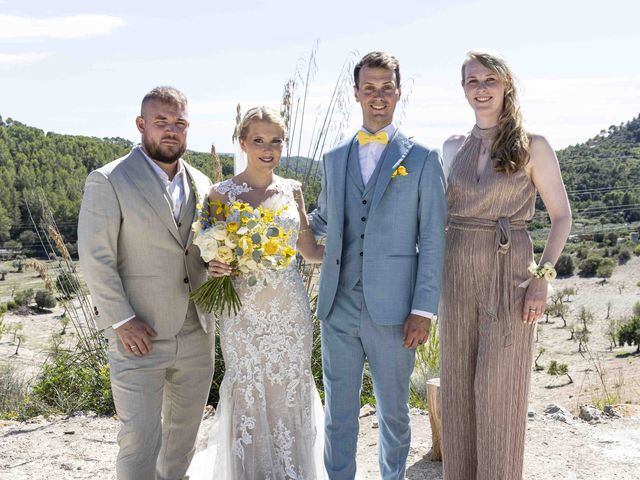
[211,144,223,184]
[24,190,107,362]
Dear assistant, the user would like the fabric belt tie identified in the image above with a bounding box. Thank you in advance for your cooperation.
[448,216,527,347]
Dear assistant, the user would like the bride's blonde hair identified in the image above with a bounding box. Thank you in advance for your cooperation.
[235,106,287,141]
[462,50,530,174]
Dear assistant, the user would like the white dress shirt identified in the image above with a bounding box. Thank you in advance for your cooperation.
[358,123,397,186]
[112,147,188,329]
[357,124,435,322]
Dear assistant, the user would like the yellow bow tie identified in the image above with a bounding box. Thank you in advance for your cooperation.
[358,130,389,145]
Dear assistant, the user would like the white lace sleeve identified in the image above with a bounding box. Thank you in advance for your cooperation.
[214,179,252,203]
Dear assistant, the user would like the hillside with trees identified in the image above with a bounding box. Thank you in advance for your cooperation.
[1,113,639,253]
[554,114,640,225]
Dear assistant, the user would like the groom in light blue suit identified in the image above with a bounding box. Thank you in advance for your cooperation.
[309,52,446,479]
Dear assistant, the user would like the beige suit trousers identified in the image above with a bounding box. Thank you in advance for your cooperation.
[107,309,214,480]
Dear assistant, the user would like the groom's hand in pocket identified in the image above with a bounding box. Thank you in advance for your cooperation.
[403,314,431,349]
[115,317,158,357]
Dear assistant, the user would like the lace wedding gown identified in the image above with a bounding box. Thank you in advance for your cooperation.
[187,177,325,480]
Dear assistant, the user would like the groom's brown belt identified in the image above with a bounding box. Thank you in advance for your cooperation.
[447,216,528,347]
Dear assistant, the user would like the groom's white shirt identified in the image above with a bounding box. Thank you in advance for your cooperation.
[357,122,434,321]
[358,123,397,186]
[112,146,188,330]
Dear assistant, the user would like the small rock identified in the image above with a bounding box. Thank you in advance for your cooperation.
[543,403,573,424]
[604,404,640,419]
[603,405,622,418]
[409,408,427,416]
[359,404,376,418]
[579,405,600,422]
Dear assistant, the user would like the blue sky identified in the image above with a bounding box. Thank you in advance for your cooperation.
[1,0,639,154]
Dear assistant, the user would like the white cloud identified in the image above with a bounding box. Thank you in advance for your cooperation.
[0,14,125,39]
[0,52,50,65]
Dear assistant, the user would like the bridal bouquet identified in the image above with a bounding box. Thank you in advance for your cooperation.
[190,200,296,316]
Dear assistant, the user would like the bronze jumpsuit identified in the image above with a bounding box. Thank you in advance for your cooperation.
[441,125,536,480]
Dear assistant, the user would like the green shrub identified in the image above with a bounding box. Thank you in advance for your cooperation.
[410,319,441,409]
[555,254,575,277]
[56,272,80,298]
[0,363,31,419]
[578,256,602,277]
[5,300,17,310]
[593,232,605,243]
[14,288,34,307]
[35,290,57,310]
[618,248,632,265]
[633,302,640,318]
[617,316,640,353]
[533,240,546,254]
[596,258,615,278]
[606,232,619,245]
[31,350,114,415]
[576,246,590,260]
[634,245,640,256]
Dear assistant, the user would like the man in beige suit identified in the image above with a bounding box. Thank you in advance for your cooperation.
[78,86,215,480]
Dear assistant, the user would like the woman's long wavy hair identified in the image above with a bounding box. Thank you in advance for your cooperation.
[462,50,530,174]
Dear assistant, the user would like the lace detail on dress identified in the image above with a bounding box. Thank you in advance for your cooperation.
[188,175,324,480]
[214,178,253,203]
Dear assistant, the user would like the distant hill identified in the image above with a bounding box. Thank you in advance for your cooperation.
[555,114,640,224]
[0,116,233,247]
[0,116,321,249]
[1,114,638,250]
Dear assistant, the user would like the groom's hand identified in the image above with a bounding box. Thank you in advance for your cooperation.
[403,314,431,349]
[115,317,158,357]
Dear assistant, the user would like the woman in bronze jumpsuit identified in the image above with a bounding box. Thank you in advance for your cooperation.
[440,50,572,479]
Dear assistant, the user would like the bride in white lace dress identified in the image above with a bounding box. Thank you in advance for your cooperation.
[187,107,326,480]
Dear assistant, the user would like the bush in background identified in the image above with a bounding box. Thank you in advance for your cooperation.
[533,240,546,254]
[618,248,632,265]
[617,316,640,354]
[596,258,615,278]
[555,254,575,277]
[578,256,602,277]
[31,350,114,415]
[14,288,34,307]
[56,272,80,298]
[35,290,57,310]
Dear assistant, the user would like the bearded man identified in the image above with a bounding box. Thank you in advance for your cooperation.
[78,86,215,480]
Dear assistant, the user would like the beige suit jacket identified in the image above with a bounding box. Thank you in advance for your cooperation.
[78,147,214,338]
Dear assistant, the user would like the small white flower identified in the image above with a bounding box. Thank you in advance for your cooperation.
[212,222,228,241]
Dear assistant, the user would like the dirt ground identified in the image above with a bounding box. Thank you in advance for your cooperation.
[1,256,640,479]
[1,406,639,479]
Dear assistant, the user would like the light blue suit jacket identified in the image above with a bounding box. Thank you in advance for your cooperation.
[309,130,447,326]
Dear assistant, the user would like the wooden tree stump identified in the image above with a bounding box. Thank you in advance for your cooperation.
[425,377,442,461]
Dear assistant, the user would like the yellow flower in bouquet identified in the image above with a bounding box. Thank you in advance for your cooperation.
[190,199,295,316]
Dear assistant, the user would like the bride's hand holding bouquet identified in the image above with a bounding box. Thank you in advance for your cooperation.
[190,199,295,317]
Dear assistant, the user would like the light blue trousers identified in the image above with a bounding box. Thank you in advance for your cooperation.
[321,283,416,480]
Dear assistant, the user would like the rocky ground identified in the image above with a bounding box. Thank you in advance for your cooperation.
[1,404,639,479]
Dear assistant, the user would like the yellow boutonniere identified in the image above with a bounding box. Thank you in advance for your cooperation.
[391,165,408,178]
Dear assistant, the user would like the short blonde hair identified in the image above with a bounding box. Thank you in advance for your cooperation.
[236,106,287,140]
[141,86,187,116]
